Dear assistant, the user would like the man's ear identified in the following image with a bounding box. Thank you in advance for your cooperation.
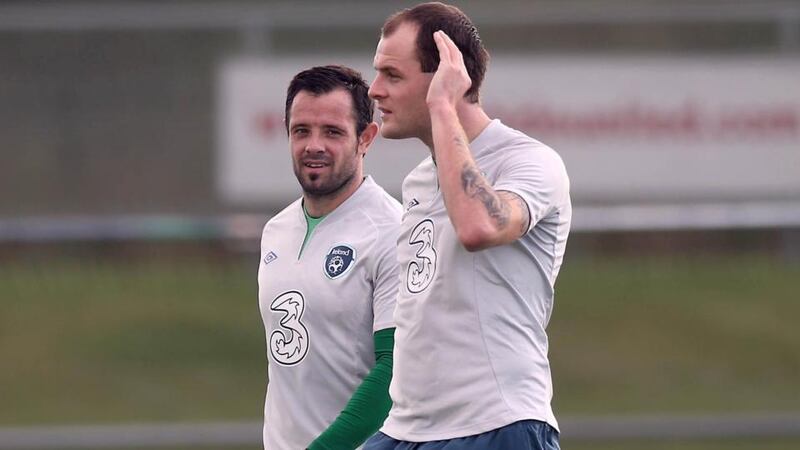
[358,122,379,157]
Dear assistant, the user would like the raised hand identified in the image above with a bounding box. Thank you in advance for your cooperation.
[426,30,472,110]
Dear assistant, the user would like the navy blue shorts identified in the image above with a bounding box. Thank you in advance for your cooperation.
[363,420,560,450]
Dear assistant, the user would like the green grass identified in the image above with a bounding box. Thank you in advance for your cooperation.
[1,251,798,431]
[0,258,265,424]
[549,255,800,415]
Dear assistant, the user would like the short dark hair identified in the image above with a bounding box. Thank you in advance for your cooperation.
[285,65,374,136]
[382,2,489,103]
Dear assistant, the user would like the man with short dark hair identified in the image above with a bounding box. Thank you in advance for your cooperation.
[258,65,401,450]
[365,3,571,449]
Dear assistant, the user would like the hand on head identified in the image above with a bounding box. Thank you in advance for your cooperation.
[426,30,473,110]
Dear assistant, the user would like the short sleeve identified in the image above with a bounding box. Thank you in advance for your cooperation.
[493,143,570,233]
[370,223,400,332]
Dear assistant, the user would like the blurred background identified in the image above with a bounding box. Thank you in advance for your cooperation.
[1,0,799,449]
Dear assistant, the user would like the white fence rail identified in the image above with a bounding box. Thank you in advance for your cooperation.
[1,414,799,448]
[2,202,800,244]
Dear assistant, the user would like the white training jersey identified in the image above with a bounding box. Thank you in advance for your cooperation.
[258,176,402,450]
[381,120,572,441]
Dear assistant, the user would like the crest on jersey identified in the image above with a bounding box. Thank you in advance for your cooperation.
[324,245,356,279]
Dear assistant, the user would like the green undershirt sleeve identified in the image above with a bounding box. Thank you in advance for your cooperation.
[307,327,395,450]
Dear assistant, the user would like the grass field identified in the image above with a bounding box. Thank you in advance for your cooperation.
[1,247,799,448]
[549,255,800,415]
[1,254,264,424]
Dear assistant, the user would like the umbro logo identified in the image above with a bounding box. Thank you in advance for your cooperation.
[406,198,420,211]
[263,251,278,265]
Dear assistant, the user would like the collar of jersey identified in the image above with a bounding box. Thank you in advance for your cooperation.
[297,175,374,226]
[468,118,503,159]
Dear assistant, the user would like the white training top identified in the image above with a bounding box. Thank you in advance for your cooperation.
[381,120,572,442]
[258,176,402,450]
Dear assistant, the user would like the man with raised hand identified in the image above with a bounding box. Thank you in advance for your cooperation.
[365,3,571,449]
[258,65,401,450]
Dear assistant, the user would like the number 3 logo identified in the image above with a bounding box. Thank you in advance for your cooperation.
[269,290,309,366]
[407,219,437,293]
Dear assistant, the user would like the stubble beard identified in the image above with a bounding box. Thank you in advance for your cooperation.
[295,147,360,199]
[301,170,356,199]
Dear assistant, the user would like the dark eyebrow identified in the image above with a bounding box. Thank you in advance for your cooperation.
[323,124,347,133]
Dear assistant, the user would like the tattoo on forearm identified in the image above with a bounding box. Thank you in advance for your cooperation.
[518,198,530,234]
[500,192,531,236]
[461,164,510,229]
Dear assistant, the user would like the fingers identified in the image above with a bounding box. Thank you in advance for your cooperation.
[433,30,452,63]
[436,31,464,65]
[428,30,471,105]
